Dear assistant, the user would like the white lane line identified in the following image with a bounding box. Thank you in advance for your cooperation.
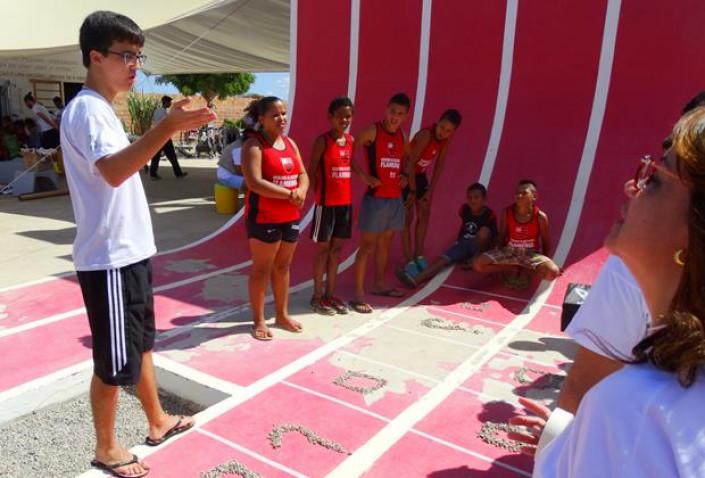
[439,283,562,310]
[347,0,361,101]
[282,380,391,421]
[553,0,621,265]
[281,380,529,477]
[325,280,555,477]
[110,268,456,466]
[285,0,298,136]
[324,3,619,464]
[196,429,308,478]
[152,354,244,396]
[158,208,244,256]
[409,428,530,477]
[478,0,519,186]
[334,350,495,400]
[425,305,567,339]
[410,0,433,135]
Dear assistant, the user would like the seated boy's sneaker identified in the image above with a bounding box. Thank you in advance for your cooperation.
[414,256,429,272]
[404,260,420,278]
[395,266,418,289]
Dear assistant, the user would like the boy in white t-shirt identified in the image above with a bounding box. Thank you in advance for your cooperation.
[62,11,215,478]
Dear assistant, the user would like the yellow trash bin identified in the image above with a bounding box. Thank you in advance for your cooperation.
[214,182,240,214]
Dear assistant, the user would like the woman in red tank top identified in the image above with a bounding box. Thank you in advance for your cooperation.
[241,96,309,340]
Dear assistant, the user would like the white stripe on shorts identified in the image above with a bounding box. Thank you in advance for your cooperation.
[107,269,127,377]
[313,204,323,241]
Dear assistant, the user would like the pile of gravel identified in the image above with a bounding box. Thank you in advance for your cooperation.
[0,387,203,478]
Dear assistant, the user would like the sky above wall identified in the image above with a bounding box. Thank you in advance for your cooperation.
[134,71,291,99]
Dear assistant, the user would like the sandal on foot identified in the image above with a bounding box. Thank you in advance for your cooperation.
[326,295,349,314]
[371,288,405,298]
[310,296,336,316]
[145,416,193,446]
[348,300,373,314]
[251,325,273,341]
[90,454,149,478]
[275,321,303,333]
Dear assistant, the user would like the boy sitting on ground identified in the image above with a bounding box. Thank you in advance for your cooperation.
[396,182,496,288]
[473,179,560,287]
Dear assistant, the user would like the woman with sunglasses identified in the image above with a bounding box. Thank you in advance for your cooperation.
[509,108,705,477]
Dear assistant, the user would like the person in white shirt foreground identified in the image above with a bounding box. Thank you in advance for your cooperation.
[509,107,705,477]
[62,11,215,478]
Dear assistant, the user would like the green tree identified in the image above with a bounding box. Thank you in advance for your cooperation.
[157,73,255,105]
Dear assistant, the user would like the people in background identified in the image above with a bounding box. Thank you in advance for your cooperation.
[397,182,496,288]
[149,95,187,180]
[23,92,59,148]
[473,179,560,287]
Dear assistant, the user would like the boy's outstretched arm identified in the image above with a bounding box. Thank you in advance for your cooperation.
[96,98,215,187]
[350,124,380,188]
[538,211,552,256]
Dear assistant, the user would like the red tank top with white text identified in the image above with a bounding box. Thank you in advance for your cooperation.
[412,125,447,175]
[315,132,353,206]
[505,205,541,250]
[366,123,405,198]
[245,134,301,223]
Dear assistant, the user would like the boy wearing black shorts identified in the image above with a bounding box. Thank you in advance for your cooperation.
[401,109,462,278]
[397,183,496,287]
[61,11,215,477]
[309,97,355,315]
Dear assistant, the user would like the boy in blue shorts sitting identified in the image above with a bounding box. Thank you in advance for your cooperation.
[396,183,496,288]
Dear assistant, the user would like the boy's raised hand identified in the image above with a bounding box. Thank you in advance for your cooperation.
[163,97,217,132]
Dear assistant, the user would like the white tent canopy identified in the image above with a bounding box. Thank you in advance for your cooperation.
[0,0,289,82]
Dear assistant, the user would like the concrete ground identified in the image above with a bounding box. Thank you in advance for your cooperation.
[0,158,233,289]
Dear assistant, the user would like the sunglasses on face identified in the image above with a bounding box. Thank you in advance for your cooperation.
[634,154,681,192]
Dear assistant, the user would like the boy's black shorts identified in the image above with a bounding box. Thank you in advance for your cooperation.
[77,259,156,386]
[246,219,300,243]
[310,204,353,242]
[403,173,430,202]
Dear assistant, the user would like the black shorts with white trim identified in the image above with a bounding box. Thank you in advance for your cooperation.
[310,204,353,242]
[77,258,156,386]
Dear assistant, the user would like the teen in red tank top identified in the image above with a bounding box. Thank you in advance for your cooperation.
[315,132,353,206]
[412,124,448,175]
[245,132,302,223]
[505,205,541,250]
[366,122,405,198]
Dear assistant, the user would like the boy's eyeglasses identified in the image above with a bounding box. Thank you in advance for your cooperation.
[106,50,147,66]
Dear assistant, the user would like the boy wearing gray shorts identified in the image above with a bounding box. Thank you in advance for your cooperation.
[349,93,411,313]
